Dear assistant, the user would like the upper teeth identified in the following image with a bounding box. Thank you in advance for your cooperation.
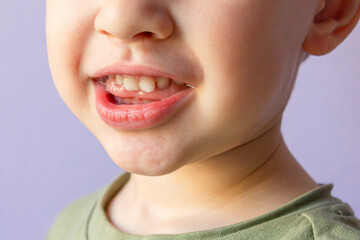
[116,75,123,85]
[123,75,139,91]
[172,79,183,85]
[157,77,170,89]
[104,75,193,93]
[139,76,155,93]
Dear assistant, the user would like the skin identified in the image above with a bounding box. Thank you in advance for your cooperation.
[46,0,360,235]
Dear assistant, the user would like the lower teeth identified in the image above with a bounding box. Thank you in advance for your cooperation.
[111,95,155,105]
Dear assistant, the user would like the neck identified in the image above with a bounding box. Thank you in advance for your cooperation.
[110,119,318,225]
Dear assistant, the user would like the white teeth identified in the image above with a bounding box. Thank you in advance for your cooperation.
[107,75,185,92]
[115,75,123,85]
[123,76,139,91]
[139,76,155,93]
[157,77,170,89]
[172,79,185,85]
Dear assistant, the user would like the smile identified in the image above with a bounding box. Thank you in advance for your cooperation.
[92,74,196,130]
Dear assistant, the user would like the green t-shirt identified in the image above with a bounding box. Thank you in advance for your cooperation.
[46,171,360,240]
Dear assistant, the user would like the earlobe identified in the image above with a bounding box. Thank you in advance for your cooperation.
[303,0,360,56]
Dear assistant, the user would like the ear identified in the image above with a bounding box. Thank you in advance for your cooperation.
[303,0,360,55]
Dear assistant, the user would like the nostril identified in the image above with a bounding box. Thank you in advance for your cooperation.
[134,31,155,39]
[142,31,153,36]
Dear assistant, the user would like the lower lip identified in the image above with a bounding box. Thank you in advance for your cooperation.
[93,80,195,130]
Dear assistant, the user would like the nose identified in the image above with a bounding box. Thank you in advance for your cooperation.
[94,0,174,42]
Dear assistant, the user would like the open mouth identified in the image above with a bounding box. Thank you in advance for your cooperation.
[94,74,194,106]
[93,74,196,130]
[107,94,156,105]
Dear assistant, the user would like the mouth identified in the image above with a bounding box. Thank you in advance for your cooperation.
[92,74,196,130]
[93,74,194,104]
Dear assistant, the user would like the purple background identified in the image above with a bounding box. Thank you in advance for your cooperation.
[0,2,359,240]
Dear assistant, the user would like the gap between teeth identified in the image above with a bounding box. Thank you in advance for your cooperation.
[100,75,194,93]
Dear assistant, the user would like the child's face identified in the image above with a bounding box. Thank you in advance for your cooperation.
[46,0,318,175]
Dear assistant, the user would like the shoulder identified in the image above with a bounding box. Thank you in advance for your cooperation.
[45,187,105,240]
[300,202,360,240]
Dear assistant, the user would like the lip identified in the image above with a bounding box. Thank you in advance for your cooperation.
[90,63,191,85]
[93,80,195,130]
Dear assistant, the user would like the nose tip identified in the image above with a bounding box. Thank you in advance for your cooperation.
[94,1,174,42]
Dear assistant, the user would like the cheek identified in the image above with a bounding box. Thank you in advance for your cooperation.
[46,0,96,117]
[189,1,305,130]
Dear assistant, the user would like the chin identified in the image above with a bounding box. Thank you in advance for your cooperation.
[112,157,183,176]
[102,141,185,176]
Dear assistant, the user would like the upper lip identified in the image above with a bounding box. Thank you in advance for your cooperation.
[89,63,191,85]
